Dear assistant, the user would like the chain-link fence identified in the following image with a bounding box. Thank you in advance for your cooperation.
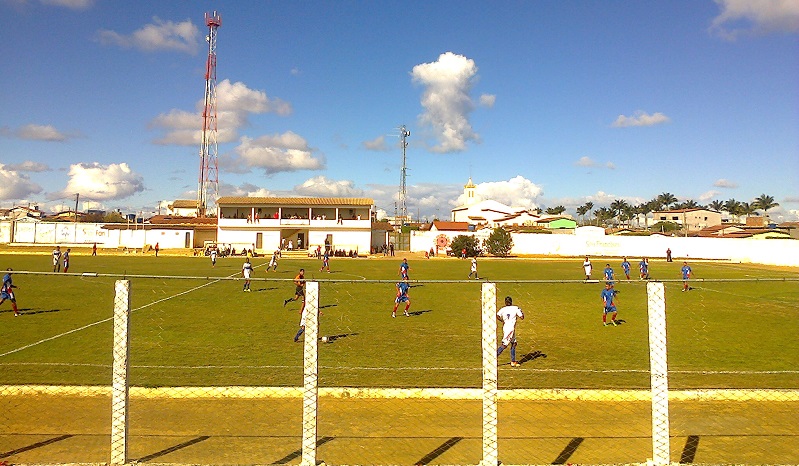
[1,273,796,465]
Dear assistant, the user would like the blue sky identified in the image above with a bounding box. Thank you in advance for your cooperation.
[1,0,797,221]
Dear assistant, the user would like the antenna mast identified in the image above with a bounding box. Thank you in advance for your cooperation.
[197,11,221,217]
[398,125,410,226]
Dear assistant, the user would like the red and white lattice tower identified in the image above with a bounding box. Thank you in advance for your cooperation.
[197,11,221,217]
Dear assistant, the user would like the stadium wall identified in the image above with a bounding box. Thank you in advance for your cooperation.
[410,229,799,267]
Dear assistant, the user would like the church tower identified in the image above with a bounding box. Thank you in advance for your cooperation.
[464,177,477,205]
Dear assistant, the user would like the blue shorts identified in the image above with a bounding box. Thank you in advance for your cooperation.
[1,291,15,301]
[604,305,616,314]
[395,296,409,304]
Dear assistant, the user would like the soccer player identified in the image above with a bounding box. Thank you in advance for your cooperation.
[292,295,308,342]
[242,258,253,292]
[603,263,614,284]
[210,248,217,267]
[496,296,524,367]
[399,258,410,280]
[621,257,632,280]
[681,261,692,292]
[0,268,20,317]
[601,282,619,326]
[62,248,71,273]
[468,257,479,279]
[392,276,411,318]
[320,249,330,272]
[582,256,592,280]
[266,250,279,272]
[639,257,649,280]
[284,269,305,307]
[53,246,62,272]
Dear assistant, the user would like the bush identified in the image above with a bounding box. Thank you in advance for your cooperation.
[650,221,679,233]
[449,235,482,257]
[484,227,514,257]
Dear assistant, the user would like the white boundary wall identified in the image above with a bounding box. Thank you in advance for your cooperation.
[410,229,799,267]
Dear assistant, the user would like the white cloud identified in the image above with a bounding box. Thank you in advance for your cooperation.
[479,94,496,108]
[711,0,799,39]
[713,178,739,188]
[1,123,71,141]
[41,0,93,9]
[0,164,43,200]
[295,176,364,197]
[361,135,390,151]
[151,79,291,146]
[5,161,51,172]
[612,111,671,127]
[454,176,543,210]
[97,17,200,54]
[56,162,145,201]
[232,133,324,175]
[576,156,615,170]
[411,52,481,153]
[699,190,722,202]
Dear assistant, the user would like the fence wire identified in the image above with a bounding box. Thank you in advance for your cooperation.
[0,271,796,465]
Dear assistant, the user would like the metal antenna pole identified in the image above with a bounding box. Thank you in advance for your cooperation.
[398,125,410,226]
[197,11,221,217]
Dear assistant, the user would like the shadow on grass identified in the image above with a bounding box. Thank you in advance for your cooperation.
[1,308,64,316]
[134,435,210,462]
[518,350,548,364]
[320,332,359,344]
[407,309,432,317]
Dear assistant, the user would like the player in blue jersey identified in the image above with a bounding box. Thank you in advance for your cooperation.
[603,263,615,283]
[320,249,330,273]
[62,248,71,273]
[639,257,649,280]
[497,296,525,366]
[392,276,411,318]
[284,269,305,307]
[681,261,692,292]
[0,268,20,317]
[621,257,631,280]
[399,258,410,280]
[601,282,618,326]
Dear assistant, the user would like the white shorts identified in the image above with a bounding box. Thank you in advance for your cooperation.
[501,327,516,346]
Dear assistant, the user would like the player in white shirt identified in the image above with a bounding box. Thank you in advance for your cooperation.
[468,257,479,279]
[210,249,217,267]
[583,256,592,280]
[497,296,525,367]
[266,250,279,272]
[242,258,253,292]
[52,246,62,272]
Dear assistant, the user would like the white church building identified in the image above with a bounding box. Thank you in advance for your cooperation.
[450,178,531,227]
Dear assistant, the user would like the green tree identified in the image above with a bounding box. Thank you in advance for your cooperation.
[449,235,482,258]
[576,205,589,225]
[753,194,779,216]
[657,192,678,209]
[583,201,594,225]
[484,227,513,257]
[724,198,742,223]
[708,200,724,211]
[545,205,566,215]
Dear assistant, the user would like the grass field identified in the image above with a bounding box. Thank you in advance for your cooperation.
[0,250,797,464]
[1,250,797,388]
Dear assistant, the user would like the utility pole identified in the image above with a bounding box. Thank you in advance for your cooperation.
[397,125,410,227]
[74,193,79,223]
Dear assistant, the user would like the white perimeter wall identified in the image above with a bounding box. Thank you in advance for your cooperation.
[410,230,799,267]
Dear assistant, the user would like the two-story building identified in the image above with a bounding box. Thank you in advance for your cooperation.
[216,197,374,254]
[652,208,722,231]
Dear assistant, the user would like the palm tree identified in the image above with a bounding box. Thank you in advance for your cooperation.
[724,198,742,223]
[708,200,724,212]
[545,205,566,215]
[753,194,779,217]
[740,201,758,219]
[621,204,636,228]
[576,205,589,225]
[657,192,678,210]
[610,199,630,226]
[584,201,594,225]
[594,207,614,227]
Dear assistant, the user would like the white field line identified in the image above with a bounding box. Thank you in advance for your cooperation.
[1,361,797,376]
[0,266,262,358]
[1,385,798,402]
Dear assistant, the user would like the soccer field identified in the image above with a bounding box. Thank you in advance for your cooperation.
[1,250,797,464]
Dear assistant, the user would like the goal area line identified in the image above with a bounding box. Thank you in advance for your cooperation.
[4,385,798,402]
